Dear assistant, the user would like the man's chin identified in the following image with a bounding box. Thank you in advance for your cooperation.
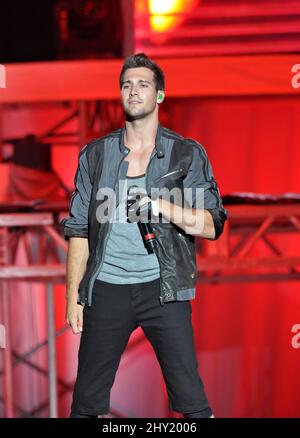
[125,111,147,122]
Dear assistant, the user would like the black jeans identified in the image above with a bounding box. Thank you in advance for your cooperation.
[70,278,212,417]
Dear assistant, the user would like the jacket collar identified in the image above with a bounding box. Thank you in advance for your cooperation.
[119,123,165,158]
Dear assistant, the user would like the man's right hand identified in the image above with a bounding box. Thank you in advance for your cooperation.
[66,300,83,334]
[127,187,152,223]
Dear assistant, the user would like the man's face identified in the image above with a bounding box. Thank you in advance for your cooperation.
[121,67,160,121]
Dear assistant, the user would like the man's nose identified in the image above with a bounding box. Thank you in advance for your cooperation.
[129,86,138,96]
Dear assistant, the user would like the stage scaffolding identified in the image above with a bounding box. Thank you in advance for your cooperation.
[0,208,67,418]
[198,202,300,284]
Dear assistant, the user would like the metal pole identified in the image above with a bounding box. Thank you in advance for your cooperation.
[0,280,14,417]
[0,224,14,418]
[121,0,135,56]
[78,101,89,148]
[46,283,58,418]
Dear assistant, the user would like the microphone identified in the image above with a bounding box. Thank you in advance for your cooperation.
[138,221,157,254]
[127,185,157,254]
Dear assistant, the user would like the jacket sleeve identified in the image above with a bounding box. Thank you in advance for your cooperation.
[183,141,228,240]
[61,145,92,240]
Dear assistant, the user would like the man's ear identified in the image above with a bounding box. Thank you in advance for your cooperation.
[157,90,165,104]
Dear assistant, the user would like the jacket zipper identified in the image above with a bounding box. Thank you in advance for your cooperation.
[155,167,185,183]
[87,154,127,305]
[153,166,187,304]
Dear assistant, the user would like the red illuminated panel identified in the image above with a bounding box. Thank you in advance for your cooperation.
[135,0,300,56]
[148,0,198,32]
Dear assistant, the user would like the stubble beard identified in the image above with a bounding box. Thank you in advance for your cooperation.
[125,109,148,122]
[124,103,155,122]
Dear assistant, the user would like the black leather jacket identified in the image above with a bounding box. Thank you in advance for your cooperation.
[62,124,227,306]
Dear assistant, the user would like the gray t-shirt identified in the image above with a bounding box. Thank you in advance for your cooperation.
[97,174,160,284]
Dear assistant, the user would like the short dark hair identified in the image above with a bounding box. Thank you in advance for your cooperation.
[119,53,165,91]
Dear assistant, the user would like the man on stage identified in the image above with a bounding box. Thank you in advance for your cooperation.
[63,53,227,418]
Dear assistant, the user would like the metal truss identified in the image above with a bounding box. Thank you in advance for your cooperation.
[197,203,300,283]
[2,100,124,154]
[0,211,66,418]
